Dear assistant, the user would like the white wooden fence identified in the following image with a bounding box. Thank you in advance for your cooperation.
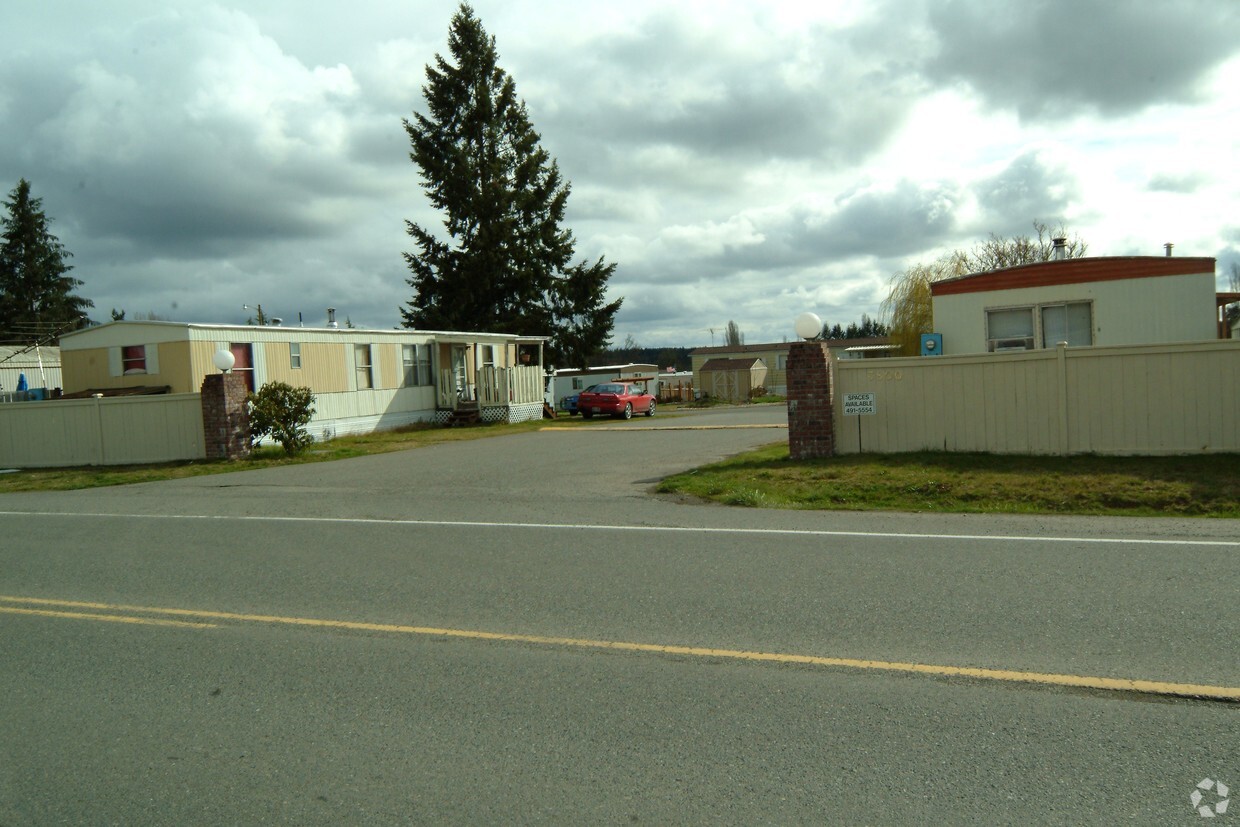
[832,340,1240,455]
[0,394,205,468]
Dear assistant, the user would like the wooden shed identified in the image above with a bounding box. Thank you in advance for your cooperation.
[698,357,768,403]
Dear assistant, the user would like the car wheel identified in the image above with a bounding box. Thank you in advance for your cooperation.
[622,403,633,420]
[582,411,593,419]
[645,400,656,417]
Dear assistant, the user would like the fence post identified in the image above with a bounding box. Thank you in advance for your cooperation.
[200,373,251,459]
[92,394,107,465]
[786,341,835,459]
[1056,342,1070,455]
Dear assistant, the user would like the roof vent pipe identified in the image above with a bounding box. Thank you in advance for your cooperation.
[1165,242,1174,257]
[327,307,338,329]
[1051,237,1068,261]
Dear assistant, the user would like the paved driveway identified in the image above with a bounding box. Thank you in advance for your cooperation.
[3,404,791,524]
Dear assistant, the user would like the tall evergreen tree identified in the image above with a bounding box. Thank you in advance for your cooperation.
[0,179,93,343]
[401,3,621,368]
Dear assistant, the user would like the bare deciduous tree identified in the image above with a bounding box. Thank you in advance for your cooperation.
[882,221,1088,356]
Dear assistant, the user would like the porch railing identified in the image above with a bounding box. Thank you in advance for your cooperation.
[438,365,543,409]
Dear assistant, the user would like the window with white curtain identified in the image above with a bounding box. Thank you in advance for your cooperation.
[1041,302,1093,347]
[987,302,1093,351]
[986,307,1035,351]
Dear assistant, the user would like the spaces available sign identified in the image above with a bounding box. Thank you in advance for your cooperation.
[843,393,876,416]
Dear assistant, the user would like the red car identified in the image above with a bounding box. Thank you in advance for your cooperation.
[577,382,656,420]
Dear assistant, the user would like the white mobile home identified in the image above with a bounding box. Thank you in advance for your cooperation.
[930,256,1220,355]
[0,345,62,399]
[548,364,659,410]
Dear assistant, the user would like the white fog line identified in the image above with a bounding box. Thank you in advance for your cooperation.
[1,511,1237,547]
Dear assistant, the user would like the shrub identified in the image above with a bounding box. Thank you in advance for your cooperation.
[248,381,316,455]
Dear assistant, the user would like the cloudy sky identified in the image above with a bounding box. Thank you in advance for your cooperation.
[3,0,1239,347]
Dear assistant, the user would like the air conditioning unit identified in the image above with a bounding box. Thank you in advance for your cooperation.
[989,337,1034,352]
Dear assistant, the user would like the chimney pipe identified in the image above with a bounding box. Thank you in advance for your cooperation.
[1164,243,1174,257]
[327,307,338,329]
[1051,237,1067,261]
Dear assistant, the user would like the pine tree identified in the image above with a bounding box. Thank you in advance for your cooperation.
[0,179,93,343]
[401,3,621,368]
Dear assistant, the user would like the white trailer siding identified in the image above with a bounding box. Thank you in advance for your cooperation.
[932,256,1215,354]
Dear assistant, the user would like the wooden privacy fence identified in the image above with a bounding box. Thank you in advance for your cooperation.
[659,380,695,403]
[0,394,205,468]
[832,340,1240,455]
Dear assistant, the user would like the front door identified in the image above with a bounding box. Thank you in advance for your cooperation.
[451,346,470,401]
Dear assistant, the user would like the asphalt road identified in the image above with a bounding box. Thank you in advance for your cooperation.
[1,405,1237,824]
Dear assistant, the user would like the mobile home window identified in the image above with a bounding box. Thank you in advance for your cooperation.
[355,344,373,389]
[986,307,1035,351]
[289,342,302,369]
[402,344,432,386]
[1041,302,1092,347]
[122,345,147,374]
[229,343,255,393]
[480,344,495,368]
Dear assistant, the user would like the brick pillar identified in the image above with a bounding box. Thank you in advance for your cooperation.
[786,341,834,460]
[201,373,251,460]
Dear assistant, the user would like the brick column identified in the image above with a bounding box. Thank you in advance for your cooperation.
[201,373,251,460]
[786,341,834,460]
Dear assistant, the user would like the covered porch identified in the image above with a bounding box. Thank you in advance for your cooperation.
[433,334,548,424]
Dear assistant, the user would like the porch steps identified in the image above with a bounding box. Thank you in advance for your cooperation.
[445,408,481,427]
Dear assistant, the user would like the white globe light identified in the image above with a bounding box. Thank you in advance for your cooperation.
[213,349,236,372]
[794,312,822,341]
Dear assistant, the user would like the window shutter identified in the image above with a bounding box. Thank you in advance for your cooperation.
[108,347,122,377]
[145,344,159,375]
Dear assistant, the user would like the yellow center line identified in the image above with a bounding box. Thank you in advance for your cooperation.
[2,595,1235,701]
[0,605,217,629]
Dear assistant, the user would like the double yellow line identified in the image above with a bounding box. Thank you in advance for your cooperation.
[0,597,217,629]
[3,595,1237,702]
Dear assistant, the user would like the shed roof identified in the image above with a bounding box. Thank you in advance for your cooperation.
[700,357,766,371]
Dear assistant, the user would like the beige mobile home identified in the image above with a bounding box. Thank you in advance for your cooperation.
[58,321,548,436]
